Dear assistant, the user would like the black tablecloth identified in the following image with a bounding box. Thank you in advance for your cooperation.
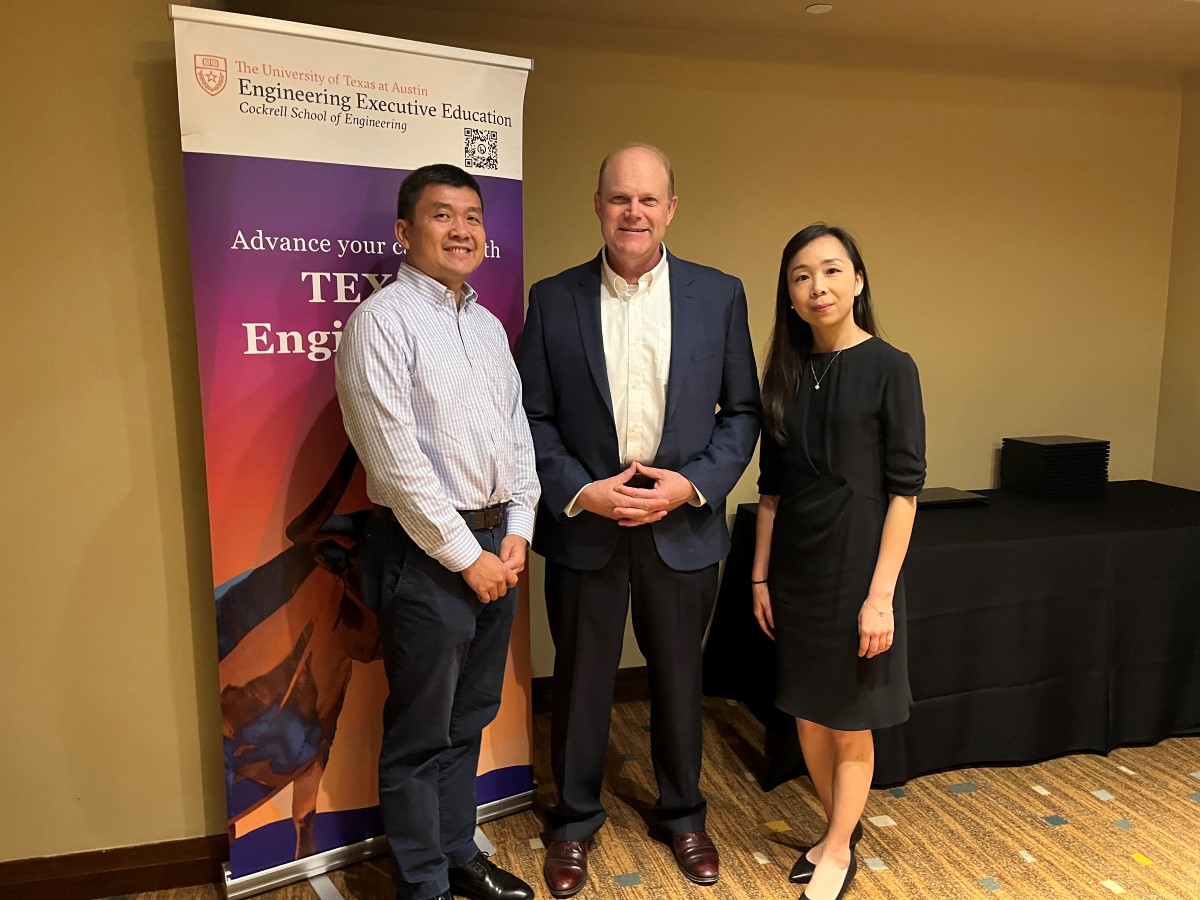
[702,480,1200,788]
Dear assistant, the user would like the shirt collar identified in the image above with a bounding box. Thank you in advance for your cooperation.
[397,262,478,309]
[600,245,670,299]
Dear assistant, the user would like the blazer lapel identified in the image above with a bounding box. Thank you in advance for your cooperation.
[663,251,694,429]
[573,255,615,422]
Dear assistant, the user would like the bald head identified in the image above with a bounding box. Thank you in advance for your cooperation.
[593,143,678,281]
[597,143,675,197]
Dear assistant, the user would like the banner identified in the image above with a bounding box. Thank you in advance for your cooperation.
[170,7,532,895]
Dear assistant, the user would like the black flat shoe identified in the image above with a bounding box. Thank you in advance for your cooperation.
[788,821,863,884]
[798,854,857,900]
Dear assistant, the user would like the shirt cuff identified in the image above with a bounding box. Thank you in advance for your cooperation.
[506,505,536,545]
[564,483,589,517]
[688,480,707,507]
[434,528,484,572]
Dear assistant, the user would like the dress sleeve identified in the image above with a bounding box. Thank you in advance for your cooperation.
[758,428,784,496]
[883,351,927,497]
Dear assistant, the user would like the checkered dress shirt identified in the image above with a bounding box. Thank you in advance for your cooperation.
[336,263,539,571]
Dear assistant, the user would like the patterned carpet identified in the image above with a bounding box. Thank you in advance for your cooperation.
[115,699,1200,900]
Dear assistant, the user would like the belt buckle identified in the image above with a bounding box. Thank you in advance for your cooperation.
[462,504,505,529]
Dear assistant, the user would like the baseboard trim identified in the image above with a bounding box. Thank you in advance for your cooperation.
[0,833,228,900]
[531,664,650,714]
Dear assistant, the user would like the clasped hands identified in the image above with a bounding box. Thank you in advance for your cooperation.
[461,535,527,604]
[577,461,696,527]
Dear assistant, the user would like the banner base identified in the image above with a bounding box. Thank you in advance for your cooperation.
[478,788,535,824]
[222,835,386,899]
[222,791,535,899]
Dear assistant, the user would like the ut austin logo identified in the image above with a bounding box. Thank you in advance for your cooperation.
[195,54,228,96]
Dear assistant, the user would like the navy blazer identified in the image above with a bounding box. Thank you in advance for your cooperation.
[518,251,761,571]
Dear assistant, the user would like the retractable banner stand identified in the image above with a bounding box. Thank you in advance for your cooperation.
[170,8,533,896]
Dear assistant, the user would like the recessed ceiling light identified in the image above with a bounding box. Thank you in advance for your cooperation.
[806,3,833,13]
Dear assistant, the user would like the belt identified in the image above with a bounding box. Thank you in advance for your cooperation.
[458,503,508,529]
[372,502,508,529]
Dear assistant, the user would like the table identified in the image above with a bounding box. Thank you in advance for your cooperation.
[702,480,1200,788]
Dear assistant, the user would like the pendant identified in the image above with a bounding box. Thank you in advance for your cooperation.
[815,384,821,390]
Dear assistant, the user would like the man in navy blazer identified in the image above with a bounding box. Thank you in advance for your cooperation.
[518,144,760,897]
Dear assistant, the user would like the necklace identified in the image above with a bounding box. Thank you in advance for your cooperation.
[809,348,845,391]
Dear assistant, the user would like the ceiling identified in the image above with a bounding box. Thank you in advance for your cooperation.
[363,0,1200,85]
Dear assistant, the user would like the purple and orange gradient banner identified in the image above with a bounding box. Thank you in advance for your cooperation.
[172,7,532,891]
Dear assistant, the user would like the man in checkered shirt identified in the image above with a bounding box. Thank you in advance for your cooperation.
[336,163,538,900]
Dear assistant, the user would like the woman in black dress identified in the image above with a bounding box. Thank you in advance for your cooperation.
[751,225,925,900]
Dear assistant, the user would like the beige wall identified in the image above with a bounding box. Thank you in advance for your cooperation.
[1,0,227,862]
[1155,72,1200,490]
[0,0,1188,862]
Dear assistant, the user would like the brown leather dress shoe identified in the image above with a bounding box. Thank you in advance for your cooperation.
[670,831,720,885]
[543,839,589,898]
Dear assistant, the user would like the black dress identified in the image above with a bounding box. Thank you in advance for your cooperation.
[758,337,926,730]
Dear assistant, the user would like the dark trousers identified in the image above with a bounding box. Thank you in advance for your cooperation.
[544,525,719,841]
[361,511,515,900]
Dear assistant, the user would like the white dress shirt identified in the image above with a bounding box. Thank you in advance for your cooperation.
[601,248,672,466]
[336,263,539,571]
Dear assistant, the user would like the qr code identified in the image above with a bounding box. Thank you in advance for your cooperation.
[464,128,498,170]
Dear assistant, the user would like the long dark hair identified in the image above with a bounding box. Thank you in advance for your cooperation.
[761,223,878,443]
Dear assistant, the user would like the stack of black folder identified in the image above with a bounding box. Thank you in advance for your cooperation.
[1000,435,1110,500]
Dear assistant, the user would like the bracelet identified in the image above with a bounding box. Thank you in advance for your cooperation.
[868,601,893,617]
[751,579,768,584]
